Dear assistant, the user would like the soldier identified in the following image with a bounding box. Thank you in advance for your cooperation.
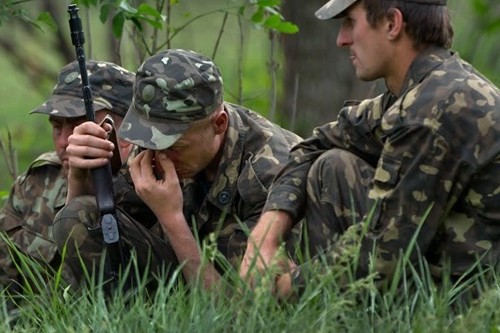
[240,0,500,298]
[0,60,134,294]
[53,49,302,289]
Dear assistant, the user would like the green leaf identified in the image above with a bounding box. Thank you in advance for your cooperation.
[238,5,246,16]
[142,17,163,29]
[136,3,162,19]
[276,21,298,34]
[251,7,264,23]
[130,16,143,31]
[256,0,281,8]
[118,0,137,14]
[112,11,125,37]
[263,13,281,29]
[99,4,111,23]
[35,11,56,31]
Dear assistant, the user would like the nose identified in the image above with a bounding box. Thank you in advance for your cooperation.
[336,25,351,48]
[56,125,73,150]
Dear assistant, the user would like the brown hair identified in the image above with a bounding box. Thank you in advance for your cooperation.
[362,0,454,49]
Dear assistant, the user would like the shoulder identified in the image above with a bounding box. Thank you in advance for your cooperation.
[221,104,299,196]
[17,151,64,185]
[418,51,499,105]
[397,51,499,125]
[225,102,302,151]
[30,151,62,169]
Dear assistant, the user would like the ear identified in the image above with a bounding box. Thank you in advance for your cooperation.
[119,138,134,161]
[212,110,229,135]
[386,8,404,41]
[119,139,132,149]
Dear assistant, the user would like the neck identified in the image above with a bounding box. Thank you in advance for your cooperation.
[385,38,420,96]
[202,133,225,182]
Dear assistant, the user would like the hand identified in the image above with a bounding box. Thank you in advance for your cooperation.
[65,121,115,198]
[66,121,115,170]
[128,150,184,227]
[239,210,296,291]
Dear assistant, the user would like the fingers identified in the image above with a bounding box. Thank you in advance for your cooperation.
[239,241,297,295]
[129,150,154,187]
[67,121,115,169]
[156,152,177,183]
[129,150,184,220]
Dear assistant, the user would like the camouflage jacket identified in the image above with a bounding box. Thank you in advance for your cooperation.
[265,47,500,285]
[177,102,300,268]
[0,151,66,285]
[0,147,157,287]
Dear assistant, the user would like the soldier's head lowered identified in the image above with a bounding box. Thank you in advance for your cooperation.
[119,49,228,179]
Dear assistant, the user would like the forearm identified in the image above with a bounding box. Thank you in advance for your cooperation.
[66,168,93,201]
[159,213,221,289]
[247,210,294,252]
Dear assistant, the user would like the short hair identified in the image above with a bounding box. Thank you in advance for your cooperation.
[362,0,454,49]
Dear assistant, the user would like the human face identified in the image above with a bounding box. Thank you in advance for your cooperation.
[49,110,109,174]
[336,2,390,81]
[49,115,87,174]
[153,114,225,180]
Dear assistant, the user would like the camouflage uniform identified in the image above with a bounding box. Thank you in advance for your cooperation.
[53,49,302,284]
[0,60,134,292]
[0,152,68,289]
[264,47,500,287]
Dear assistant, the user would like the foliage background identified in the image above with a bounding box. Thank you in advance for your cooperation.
[0,0,499,198]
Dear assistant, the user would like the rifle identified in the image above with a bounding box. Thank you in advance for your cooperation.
[67,4,125,283]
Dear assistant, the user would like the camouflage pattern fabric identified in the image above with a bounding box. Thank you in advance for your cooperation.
[53,195,177,287]
[53,102,302,283]
[264,46,500,288]
[30,60,135,118]
[181,103,302,268]
[119,48,224,150]
[0,152,76,290]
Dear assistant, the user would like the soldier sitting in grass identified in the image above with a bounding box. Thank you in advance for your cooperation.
[240,0,500,299]
[53,49,302,290]
[0,60,134,294]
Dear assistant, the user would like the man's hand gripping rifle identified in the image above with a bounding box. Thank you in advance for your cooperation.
[67,4,125,282]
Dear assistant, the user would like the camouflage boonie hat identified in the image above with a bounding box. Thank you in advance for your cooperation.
[30,60,135,117]
[118,48,224,150]
[315,0,447,20]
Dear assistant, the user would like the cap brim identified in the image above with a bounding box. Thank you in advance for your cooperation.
[30,94,109,118]
[315,0,358,20]
[118,103,189,150]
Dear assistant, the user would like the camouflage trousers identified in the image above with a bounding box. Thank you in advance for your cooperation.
[304,149,374,256]
[53,195,179,290]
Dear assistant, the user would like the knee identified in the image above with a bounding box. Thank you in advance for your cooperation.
[308,149,358,181]
[53,195,99,250]
[307,149,374,197]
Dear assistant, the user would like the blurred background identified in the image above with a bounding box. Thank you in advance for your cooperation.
[0,0,499,200]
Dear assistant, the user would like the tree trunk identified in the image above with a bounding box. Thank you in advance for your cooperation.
[281,0,384,137]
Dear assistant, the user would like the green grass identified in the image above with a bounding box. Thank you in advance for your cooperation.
[3,213,500,333]
[3,244,500,332]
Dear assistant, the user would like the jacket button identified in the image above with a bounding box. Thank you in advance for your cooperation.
[218,191,230,205]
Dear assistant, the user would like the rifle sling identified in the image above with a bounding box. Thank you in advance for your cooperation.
[99,114,122,175]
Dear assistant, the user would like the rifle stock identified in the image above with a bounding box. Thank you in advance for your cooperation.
[67,4,124,279]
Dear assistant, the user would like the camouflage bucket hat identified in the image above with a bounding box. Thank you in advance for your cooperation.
[118,48,224,150]
[315,0,447,20]
[30,60,135,118]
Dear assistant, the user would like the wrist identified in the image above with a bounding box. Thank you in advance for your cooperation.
[251,210,293,247]
[157,211,188,235]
